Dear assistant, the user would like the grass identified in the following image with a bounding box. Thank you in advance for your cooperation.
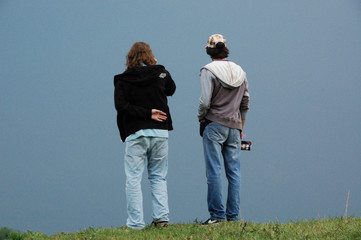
[7,217,361,240]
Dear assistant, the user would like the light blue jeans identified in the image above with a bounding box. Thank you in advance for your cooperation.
[124,136,169,229]
[203,122,242,221]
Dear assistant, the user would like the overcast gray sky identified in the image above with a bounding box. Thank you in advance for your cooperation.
[1,0,360,235]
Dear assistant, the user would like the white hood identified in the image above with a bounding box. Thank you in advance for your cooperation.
[203,60,246,88]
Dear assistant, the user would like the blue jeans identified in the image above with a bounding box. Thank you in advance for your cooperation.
[124,137,169,229]
[203,122,242,221]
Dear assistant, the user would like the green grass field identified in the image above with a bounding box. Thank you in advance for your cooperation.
[5,217,361,240]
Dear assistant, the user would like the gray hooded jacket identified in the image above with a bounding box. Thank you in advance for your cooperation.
[198,60,250,130]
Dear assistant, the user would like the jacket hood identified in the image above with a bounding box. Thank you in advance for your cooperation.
[202,60,246,89]
[114,65,166,87]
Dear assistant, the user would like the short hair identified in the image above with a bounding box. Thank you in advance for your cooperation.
[126,42,157,69]
[206,42,229,59]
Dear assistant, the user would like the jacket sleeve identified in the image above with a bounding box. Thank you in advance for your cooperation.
[198,69,213,121]
[240,78,250,120]
[165,70,176,96]
[114,80,151,119]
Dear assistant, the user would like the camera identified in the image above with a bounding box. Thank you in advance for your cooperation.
[241,141,252,151]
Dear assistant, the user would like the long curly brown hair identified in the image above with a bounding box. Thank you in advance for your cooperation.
[126,42,157,69]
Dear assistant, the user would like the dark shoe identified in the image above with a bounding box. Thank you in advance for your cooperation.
[152,221,169,227]
[227,217,240,222]
[202,218,225,225]
[227,219,239,222]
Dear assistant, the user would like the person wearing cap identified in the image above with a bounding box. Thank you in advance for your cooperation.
[114,42,176,229]
[198,34,250,225]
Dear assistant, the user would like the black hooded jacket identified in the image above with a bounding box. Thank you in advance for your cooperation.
[114,65,176,142]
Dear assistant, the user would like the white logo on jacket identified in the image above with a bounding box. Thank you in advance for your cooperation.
[159,73,167,78]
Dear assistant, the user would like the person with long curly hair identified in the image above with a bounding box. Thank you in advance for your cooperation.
[114,42,176,229]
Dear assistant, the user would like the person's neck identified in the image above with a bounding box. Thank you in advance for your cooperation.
[211,58,227,61]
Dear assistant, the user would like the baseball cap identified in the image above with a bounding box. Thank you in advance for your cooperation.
[205,34,226,48]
